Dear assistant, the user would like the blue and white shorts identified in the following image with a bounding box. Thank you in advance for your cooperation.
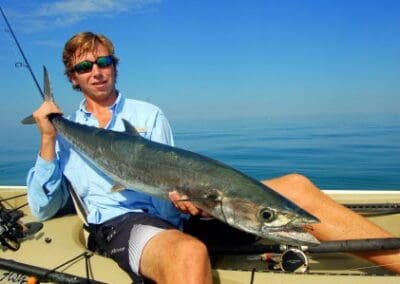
[88,212,175,278]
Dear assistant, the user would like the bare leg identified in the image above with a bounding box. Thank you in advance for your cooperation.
[140,229,212,284]
[263,173,400,273]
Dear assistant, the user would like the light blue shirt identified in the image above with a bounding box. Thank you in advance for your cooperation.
[27,93,184,228]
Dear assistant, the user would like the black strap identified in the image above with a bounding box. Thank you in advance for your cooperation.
[65,179,148,283]
[65,178,89,226]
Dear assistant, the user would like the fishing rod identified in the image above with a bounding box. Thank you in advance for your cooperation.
[0,257,105,284]
[211,237,400,272]
[212,237,400,255]
[0,6,44,99]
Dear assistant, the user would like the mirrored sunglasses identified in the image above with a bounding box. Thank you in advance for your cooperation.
[70,55,115,74]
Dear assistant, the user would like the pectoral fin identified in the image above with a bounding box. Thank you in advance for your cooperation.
[111,183,126,192]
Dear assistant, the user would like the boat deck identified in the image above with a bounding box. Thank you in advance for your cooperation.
[1,186,400,283]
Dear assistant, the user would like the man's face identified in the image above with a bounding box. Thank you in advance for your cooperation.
[69,44,117,103]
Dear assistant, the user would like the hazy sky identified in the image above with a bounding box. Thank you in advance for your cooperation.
[0,0,399,130]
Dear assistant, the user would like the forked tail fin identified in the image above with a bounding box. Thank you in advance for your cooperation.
[43,66,54,102]
[21,115,35,124]
[21,66,53,124]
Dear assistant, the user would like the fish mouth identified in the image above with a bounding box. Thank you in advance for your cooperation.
[263,227,320,246]
[259,211,320,246]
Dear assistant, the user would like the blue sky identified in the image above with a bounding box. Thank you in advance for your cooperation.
[0,0,399,130]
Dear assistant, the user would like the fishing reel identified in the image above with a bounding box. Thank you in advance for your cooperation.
[260,247,309,273]
[0,206,43,251]
[278,248,309,273]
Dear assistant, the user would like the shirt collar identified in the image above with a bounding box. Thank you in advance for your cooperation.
[78,91,123,115]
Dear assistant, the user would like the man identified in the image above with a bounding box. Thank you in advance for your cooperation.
[27,32,400,284]
[27,32,211,283]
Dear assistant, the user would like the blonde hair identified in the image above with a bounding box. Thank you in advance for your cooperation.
[62,32,119,89]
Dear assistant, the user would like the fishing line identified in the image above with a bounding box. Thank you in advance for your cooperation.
[0,26,22,66]
[85,252,94,283]
[43,252,94,281]
[0,193,27,203]
[0,6,44,99]
[11,202,29,211]
[250,268,256,284]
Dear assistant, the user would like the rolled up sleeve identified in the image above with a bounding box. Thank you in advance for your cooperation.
[26,155,69,221]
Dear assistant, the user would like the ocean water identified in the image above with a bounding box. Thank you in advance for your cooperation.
[0,114,399,189]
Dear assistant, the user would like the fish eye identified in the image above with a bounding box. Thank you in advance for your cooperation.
[203,192,219,200]
[259,208,275,222]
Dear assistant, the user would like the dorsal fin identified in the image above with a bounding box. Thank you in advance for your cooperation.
[122,119,140,136]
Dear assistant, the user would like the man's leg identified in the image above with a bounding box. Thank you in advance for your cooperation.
[140,229,212,284]
[263,173,400,273]
[97,213,211,283]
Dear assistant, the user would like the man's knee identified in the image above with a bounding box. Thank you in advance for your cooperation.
[176,235,209,263]
[264,173,314,191]
[262,173,320,203]
[175,236,211,282]
[283,173,313,188]
[141,231,210,283]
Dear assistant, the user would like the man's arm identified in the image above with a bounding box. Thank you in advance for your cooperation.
[27,156,70,220]
[27,101,69,221]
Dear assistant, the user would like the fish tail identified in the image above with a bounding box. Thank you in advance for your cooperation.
[21,66,54,124]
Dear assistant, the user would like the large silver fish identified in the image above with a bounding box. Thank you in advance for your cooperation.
[30,67,320,245]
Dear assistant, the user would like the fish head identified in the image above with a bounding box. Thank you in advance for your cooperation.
[217,196,320,246]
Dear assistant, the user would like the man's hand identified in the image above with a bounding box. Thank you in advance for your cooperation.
[32,101,63,161]
[169,191,212,218]
[33,101,63,139]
